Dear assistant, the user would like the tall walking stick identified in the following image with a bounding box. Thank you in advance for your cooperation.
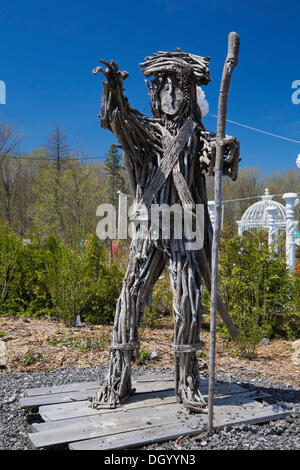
[207,32,240,435]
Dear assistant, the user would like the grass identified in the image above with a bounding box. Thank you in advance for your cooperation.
[0,331,7,338]
[24,352,35,366]
[45,334,111,352]
[136,348,150,365]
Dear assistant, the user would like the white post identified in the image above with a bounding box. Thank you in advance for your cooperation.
[208,201,224,231]
[266,206,277,251]
[282,193,298,271]
[208,201,215,231]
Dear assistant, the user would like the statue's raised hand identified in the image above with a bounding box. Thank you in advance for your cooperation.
[93,59,129,84]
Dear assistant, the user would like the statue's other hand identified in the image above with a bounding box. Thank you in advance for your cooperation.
[222,136,240,181]
[93,59,129,83]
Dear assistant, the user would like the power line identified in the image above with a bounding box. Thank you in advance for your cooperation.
[208,113,300,145]
[222,193,299,204]
[0,154,107,161]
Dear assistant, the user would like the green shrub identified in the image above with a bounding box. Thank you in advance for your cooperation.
[136,348,150,365]
[143,270,173,328]
[45,244,86,325]
[81,263,123,324]
[217,229,299,357]
[0,223,22,314]
[24,352,35,366]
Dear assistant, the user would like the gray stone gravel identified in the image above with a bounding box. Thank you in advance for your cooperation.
[0,366,299,450]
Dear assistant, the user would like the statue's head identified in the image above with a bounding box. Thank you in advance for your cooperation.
[140,50,211,119]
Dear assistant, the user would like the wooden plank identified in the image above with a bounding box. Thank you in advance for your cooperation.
[32,390,269,432]
[24,381,101,397]
[28,403,184,448]
[20,380,175,409]
[28,393,289,449]
[24,375,174,397]
[39,389,176,422]
[38,382,250,422]
[69,405,290,450]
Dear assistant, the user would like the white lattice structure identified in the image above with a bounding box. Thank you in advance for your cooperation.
[237,188,299,271]
[237,189,286,236]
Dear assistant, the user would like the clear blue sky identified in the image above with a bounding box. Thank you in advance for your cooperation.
[1,0,300,173]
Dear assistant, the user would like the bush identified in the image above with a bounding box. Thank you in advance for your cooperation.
[142,269,173,328]
[45,244,86,325]
[0,223,22,314]
[217,229,299,357]
[81,262,124,325]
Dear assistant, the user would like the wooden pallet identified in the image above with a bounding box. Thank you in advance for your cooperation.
[21,375,290,450]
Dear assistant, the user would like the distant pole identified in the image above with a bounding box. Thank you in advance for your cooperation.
[208,32,240,436]
[282,192,298,272]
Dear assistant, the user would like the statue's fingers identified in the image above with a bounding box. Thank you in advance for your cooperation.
[99,59,113,71]
[120,71,129,80]
[110,60,119,71]
[93,66,105,76]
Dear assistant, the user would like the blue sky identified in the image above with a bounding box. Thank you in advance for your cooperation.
[0,0,300,173]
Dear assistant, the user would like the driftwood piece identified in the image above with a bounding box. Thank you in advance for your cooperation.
[92,44,240,414]
[208,32,240,435]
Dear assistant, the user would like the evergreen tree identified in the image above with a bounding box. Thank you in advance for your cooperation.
[104,143,124,207]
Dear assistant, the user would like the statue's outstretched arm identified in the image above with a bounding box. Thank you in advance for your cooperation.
[199,130,240,181]
[94,60,154,166]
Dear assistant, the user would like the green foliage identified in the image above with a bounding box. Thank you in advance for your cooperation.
[136,348,150,365]
[24,352,35,366]
[45,244,86,325]
[217,229,300,357]
[0,331,7,337]
[0,223,22,314]
[104,143,125,207]
[46,334,111,352]
[0,221,124,325]
[142,270,173,328]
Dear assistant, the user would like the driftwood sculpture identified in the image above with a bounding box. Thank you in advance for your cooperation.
[90,48,240,413]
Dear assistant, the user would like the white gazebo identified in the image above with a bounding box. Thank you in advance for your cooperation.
[236,188,299,271]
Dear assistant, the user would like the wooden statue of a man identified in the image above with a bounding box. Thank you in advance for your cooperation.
[90,50,240,412]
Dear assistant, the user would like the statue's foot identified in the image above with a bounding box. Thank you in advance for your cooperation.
[88,381,119,409]
[88,372,135,410]
[178,378,208,414]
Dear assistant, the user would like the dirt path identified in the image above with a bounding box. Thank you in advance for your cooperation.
[0,316,299,386]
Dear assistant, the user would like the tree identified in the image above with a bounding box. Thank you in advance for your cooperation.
[40,126,72,235]
[44,125,70,170]
[0,121,23,228]
[104,143,124,207]
[0,121,21,157]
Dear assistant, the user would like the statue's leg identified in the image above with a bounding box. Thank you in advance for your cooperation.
[89,243,165,409]
[167,249,207,413]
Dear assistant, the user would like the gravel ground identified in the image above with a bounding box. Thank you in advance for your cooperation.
[0,366,299,450]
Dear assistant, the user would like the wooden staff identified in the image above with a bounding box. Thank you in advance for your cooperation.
[207,32,240,435]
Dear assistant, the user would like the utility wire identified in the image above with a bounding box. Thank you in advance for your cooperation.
[0,154,107,161]
[208,113,300,145]
[222,193,299,204]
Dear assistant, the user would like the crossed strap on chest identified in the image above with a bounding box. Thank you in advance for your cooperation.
[133,118,198,218]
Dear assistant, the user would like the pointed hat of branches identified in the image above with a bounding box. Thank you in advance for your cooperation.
[140,50,211,85]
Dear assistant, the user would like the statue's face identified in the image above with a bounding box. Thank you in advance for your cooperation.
[159,76,184,116]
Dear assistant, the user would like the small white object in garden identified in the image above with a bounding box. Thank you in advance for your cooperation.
[150,350,158,360]
[291,339,300,365]
[75,315,82,327]
[259,338,270,346]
